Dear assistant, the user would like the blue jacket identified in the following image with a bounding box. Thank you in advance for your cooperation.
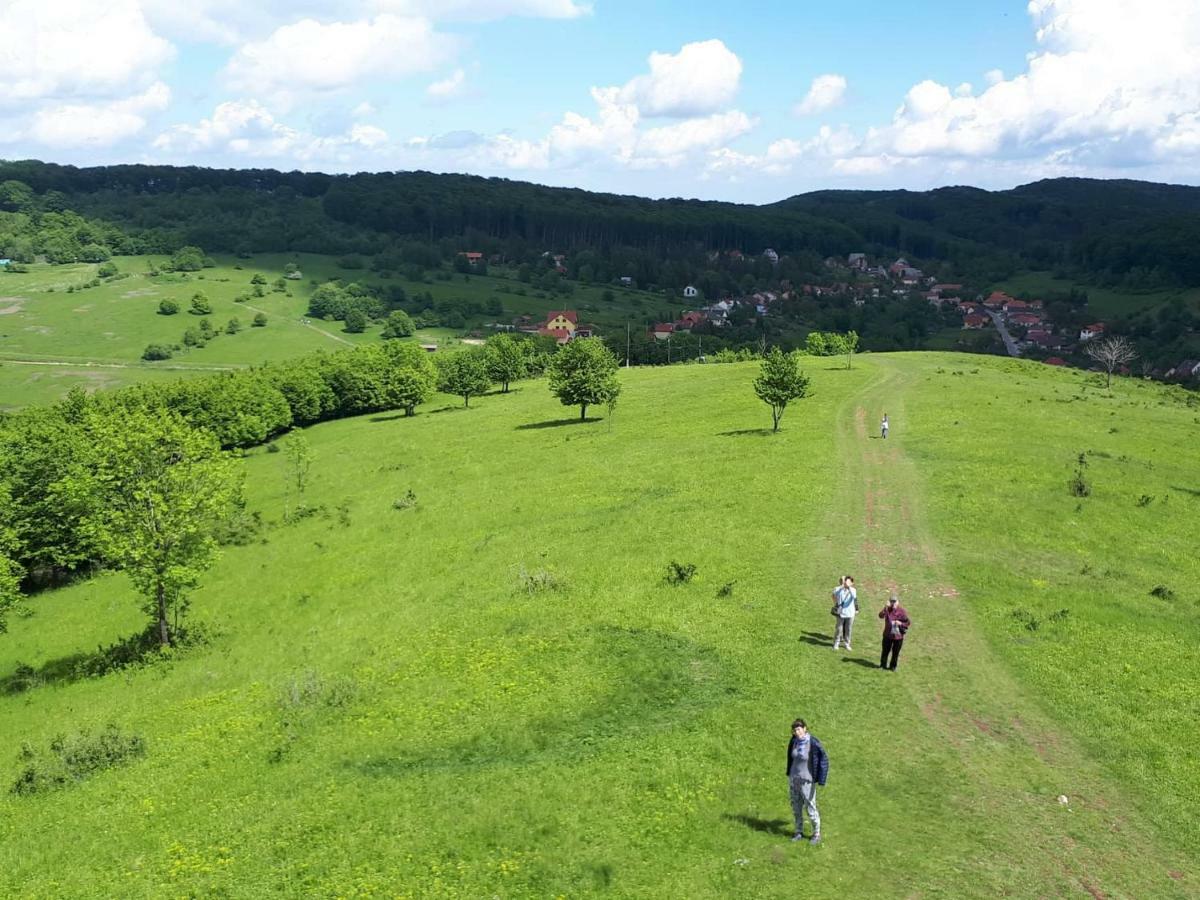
[786,735,828,785]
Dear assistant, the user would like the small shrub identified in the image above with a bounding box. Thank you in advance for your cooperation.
[392,490,418,510]
[1047,608,1070,623]
[141,343,173,361]
[1010,608,1040,631]
[716,581,736,598]
[1136,494,1154,507]
[1150,585,1176,602]
[267,442,281,453]
[665,561,697,585]
[252,312,268,327]
[518,565,562,594]
[11,724,146,795]
[157,298,179,315]
[1068,452,1090,497]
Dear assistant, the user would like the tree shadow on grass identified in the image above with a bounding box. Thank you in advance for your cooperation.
[368,413,406,422]
[1170,485,1200,498]
[723,813,793,836]
[718,428,775,437]
[0,652,91,695]
[516,418,603,431]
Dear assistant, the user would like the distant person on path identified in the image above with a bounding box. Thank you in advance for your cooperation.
[881,413,890,439]
[878,593,911,671]
[786,718,828,844]
[831,575,858,650]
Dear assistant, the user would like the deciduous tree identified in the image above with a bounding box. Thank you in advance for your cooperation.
[437,348,492,408]
[83,410,243,646]
[547,337,621,421]
[754,346,811,432]
[1085,335,1138,389]
[485,333,527,392]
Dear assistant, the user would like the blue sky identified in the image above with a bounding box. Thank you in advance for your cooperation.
[3,0,1199,202]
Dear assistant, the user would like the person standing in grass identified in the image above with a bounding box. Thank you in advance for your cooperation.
[832,575,858,650]
[786,718,828,845]
[881,413,890,439]
[878,593,911,671]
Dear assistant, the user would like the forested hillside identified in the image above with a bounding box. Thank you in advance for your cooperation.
[3,160,1199,291]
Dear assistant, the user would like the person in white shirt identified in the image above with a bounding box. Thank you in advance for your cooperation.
[832,575,858,650]
[881,414,890,439]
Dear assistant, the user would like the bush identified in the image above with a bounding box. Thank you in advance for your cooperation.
[665,561,697,585]
[226,318,242,334]
[518,565,563,594]
[97,261,119,278]
[1150,585,1176,602]
[190,293,212,315]
[141,344,173,361]
[157,299,179,315]
[11,724,146,795]
[1068,452,1090,497]
[253,312,268,327]
[392,489,417,510]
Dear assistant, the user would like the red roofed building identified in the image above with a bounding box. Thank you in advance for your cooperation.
[538,310,579,343]
[984,291,1012,309]
[962,313,990,330]
[1003,298,1030,311]
[1044,357,1067,366]
[1009,312,1044,327]
[460,251,484,265]
[1080,323,1106,341]
[651,322,675,340]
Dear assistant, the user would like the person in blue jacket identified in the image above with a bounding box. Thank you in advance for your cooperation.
[786,718,829,844]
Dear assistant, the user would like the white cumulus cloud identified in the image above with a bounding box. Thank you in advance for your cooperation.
[426,69,467,100]
[225,15,457,107]
[794,74,847,116]
[617,39,743,118]
[0,0,173,103]
[29,82,171,148]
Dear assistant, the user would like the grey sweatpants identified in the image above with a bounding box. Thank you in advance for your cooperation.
[833,616,854,645]
[788,778,820,835]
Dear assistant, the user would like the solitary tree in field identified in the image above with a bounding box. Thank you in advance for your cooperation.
[190,292,212,315]
[1085,335,1138,389]
[840,330,860,369]
[380,309,415,339]
[754,346,812,432]
[485,333,527,392]
[283,432,313,519]
[547,337,621,421]
[84,410,242,647]
[437,348,492,407]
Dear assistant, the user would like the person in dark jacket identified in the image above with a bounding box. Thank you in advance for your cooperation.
[785,718,828,844]
[878,593,911,671]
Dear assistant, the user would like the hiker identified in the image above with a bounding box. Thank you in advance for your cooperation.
[878,593,911,671]
[831,575,858,650]
[881,413,890,439]
[786,718,828,844]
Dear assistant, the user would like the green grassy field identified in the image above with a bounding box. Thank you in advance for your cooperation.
[0,254,678,410]
[997,270,1200,319]
[0,353,1196,897]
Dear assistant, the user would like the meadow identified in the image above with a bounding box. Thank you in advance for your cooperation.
[0,353,1196,897]
[0,254,678,410]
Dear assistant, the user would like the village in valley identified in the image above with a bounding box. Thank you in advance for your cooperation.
[458,246,1198,382]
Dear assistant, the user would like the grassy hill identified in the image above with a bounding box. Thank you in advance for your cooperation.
[0,254,677,410]
[1,353,1196,897]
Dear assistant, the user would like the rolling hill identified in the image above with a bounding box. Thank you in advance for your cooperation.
[1,353,1196,897]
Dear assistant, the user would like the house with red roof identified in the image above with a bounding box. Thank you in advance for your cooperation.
[984,291,1012,309]
[538,310,579,343]
[962,313,990,330]
[1009,312,1045,328]
[1080,323,1106,341]
[460,251,484,265]
[651,322,676,340]
[1002,298,1030,312]
[1044,357,1067,366]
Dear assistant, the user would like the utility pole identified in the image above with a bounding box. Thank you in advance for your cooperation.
[626,322,631,367]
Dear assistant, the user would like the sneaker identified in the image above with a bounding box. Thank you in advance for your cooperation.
[791,832,805,842]
[845,645,852,651]
[832,643,840,650]
[809,833,822,845]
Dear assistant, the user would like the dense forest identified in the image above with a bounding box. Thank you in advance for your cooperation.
[3,160,1200,291]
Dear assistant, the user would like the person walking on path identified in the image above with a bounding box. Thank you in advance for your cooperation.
[831,575,858,650]
[881,413,890,439]
[878,593,911,671]
[786,719,828,844]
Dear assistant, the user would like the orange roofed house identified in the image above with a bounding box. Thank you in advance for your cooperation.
[539,310,578,343]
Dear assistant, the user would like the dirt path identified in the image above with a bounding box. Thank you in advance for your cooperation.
[0,354,240,373]
[241,302,353,347]
[808,356,1193,896]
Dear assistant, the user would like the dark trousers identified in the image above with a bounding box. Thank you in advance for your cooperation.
[881,636,904,670]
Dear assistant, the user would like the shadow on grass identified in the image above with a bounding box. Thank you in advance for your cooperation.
[0,652,91,695]
[718,428,775,437]
[368,413,406,422]
[516,418,603,431]
[842,657,882,670]
[1170,485,1200,498]
[798,630,833,648]
[723,813,792,836]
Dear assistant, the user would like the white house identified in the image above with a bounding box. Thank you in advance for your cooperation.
[1080,323,1106,341]
[683,285,698,298]
[762,248,779,264]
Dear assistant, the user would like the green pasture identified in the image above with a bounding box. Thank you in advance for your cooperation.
[997,269,1200,318]
[0,254,677,409]
[0,355,1196,897]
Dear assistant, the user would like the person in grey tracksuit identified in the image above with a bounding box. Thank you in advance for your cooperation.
[786,718,829,844]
